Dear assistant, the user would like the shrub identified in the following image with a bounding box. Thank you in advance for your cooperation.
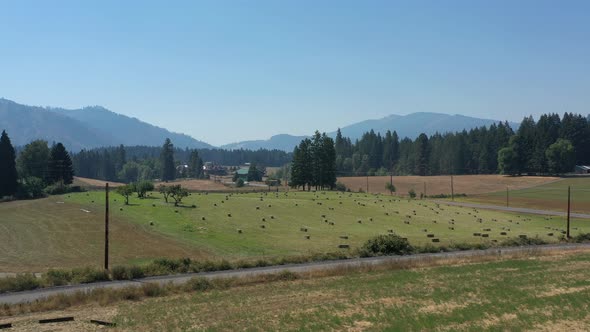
[408,189,416,199]
[501,236,548,247]
[359,234,414,257]
[573,233,590,243]
[111,266,129,280]
[16,177,46,199]
[43,269,72,286]
[45,181,70,195]
[0,274,40,293]
[70,267,110,284]
[186,277,213,291]
[334,182,347,192]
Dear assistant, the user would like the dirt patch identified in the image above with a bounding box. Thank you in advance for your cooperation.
[73,177,124,188]
[347,320,373,331]
[538,285,590,298]
[0,305,117,332]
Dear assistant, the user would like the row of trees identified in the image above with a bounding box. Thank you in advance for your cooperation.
[0,131,75,198]
[290,131,337,190]
[72,140,290,183]
[333,112,589,176]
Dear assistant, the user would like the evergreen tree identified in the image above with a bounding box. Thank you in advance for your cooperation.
[414,133,429,176]
[247,163,262,181]
[187,150,203,178]
[0,130,18,197]
[160,138,176,181]
[48,142,74,185]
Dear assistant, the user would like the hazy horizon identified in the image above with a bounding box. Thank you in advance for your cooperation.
[1,0,588,145]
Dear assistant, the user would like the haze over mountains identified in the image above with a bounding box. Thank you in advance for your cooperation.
[1,98,518,152]
[0,98,212,151]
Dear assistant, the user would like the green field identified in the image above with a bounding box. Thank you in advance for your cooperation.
[1,189,589,272]
[107,251,590,331]
[462,177,590,214]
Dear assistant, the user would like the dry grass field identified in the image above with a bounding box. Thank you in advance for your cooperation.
[3,250,590,331]
[0,198,210,272]
[73,177,124,188]
[338,175,559,196]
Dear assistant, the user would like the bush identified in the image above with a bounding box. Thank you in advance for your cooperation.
[359,234,414,257]
[408,189,416,199]
[186,277,213,291]
[236,178,245,187]
[501,236,548,247]
[572,233,590,243]
[70,267,109,284]
[334,182,347,192]
[111,266,129,280]
[16,177,46,199]
[45,181,70,195]
[0,274,41,293]
[43,269,72,286]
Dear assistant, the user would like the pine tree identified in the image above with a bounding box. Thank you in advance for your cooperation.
[0,130,18,197]
[48,142,74,185]
[160,138,176,181]
[188,150,203,178]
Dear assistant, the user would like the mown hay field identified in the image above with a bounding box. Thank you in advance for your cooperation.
[1,190,588,273]
[462,177,590,214]
[337,174,559,196]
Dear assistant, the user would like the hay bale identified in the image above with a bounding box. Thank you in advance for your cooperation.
[427,234,435,238]
[500,232,507,235]
[260,225,266,229]
[300,227,308,232]
[473,233,481,236]
[149,221,154,226]
[152,204,156,207]
[227,213,232,217]
[431,238,440,243]
[482,234,489,238]
[519,235,527,239]
[357,220,362,224]
[202,217,206,221]
[340,235,349,239]
[338,244,350,249]
[305,235,310,239]
[256,206,260,210]
[329,222,335,225]
[237,229,242,233]
[547,233,554,236]
[270,215,275,219]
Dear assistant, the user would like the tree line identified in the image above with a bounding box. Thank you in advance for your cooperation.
[72,143,292,183]
[333,112,589,176]
[0,131,75,199]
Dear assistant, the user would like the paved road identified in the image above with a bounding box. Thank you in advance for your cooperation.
[1,243,589,305]
[433,200,590,219]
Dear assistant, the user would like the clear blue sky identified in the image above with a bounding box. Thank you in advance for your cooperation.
[1,0,588,146]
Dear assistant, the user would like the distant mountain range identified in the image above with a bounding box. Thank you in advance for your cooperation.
[0,98,212,151]
[1,98,519,152]
[220,134,309,151]
[333,113,519,142]
[223,113,519,151]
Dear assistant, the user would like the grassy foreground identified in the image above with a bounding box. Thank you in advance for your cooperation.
[114,252,590,331]
[2,189,590,272]
[4,250,589,331]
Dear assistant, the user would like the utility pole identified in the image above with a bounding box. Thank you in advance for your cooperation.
[451,174,455,201]
[423,182,426,198]
[366,174,369,193]
[104,183,109,271]
[567,186,571,239]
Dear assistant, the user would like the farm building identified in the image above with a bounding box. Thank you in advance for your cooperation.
[234,168,250,181]
[575,165,590,174]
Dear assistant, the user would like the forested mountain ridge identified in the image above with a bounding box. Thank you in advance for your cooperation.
[331,112,519,142]
[0,98,212,151]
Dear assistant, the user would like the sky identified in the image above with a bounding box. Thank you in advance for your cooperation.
[1,0,589,146]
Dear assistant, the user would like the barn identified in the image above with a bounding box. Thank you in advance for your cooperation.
[575,165,590,174]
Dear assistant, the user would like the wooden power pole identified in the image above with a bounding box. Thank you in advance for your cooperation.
[506,187,509,207]
[451,174,455,201]
[104,183,110,271]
